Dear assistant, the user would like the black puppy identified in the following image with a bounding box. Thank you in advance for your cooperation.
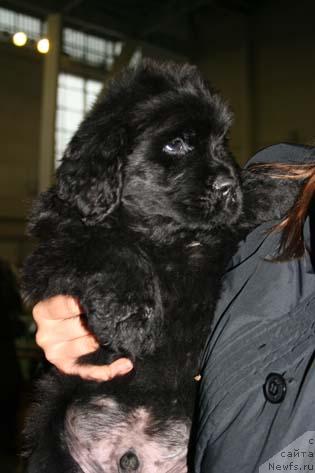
[23,61,296,473]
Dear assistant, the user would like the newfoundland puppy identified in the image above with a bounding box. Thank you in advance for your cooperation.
[23,60,295,473]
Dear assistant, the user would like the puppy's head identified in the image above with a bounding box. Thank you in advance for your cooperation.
[57,60,242,244]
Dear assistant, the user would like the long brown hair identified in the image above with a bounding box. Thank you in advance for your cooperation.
[249,163,315,260]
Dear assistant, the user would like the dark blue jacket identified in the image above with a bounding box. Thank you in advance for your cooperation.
[194,144,315,473]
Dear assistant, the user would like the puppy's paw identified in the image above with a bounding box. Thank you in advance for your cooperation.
[81,273,164,358]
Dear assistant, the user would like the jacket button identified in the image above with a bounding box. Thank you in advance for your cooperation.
[263,373,287,403]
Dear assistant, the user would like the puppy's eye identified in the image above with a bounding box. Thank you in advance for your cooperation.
[163,137,193,156]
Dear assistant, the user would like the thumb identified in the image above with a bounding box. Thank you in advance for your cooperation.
[67,357,134,382]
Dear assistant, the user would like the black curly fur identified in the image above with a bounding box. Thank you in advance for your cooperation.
[22,60,300,473]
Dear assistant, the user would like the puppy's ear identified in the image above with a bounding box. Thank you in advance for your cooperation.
[56,106,126,226]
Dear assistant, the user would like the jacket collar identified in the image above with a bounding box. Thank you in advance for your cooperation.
[244,143,315,168]
[232,143,315,270]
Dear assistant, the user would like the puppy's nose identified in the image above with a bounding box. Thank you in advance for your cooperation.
[119,450,140,471]
[212,175,234,196]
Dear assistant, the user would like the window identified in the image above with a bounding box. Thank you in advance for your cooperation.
[63,28,122,69]
[55,73,103,165]
[0,9,122,70]
[0,7,42,40]
[0,7,126,166]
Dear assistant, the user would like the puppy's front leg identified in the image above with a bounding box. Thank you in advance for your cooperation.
[80,260,164,359]
[23,239,164,360]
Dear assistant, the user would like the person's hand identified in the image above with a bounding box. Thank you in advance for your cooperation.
[32,295,133,381]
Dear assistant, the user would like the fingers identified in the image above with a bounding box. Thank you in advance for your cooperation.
[33,295,94,349]
[35,315,96,348]
[43,334,133,382]
[43,334,99,365]
[33,295,82,321]
[32,295,134,382]
[62,358,134,382]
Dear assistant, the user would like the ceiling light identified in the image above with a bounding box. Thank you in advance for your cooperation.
[13,31,27,47]
[37,38,50,54]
